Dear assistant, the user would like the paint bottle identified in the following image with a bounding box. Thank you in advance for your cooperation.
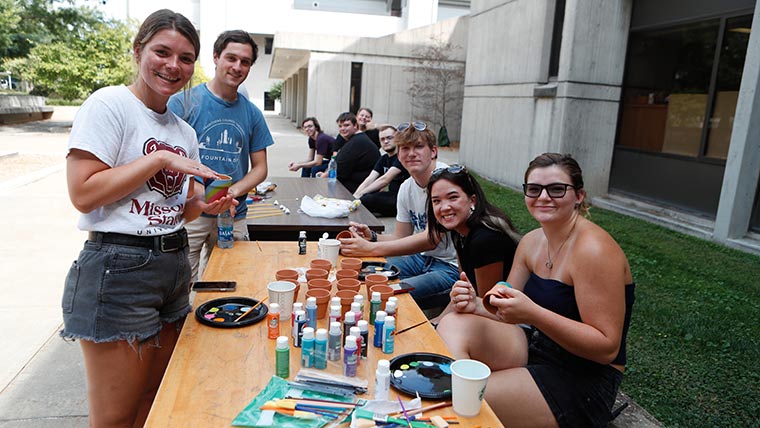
[351,301,363,323]
[373,311,387,348]
[343,311,356,339]
[382,315,395,354]
[330,297,342,322]
[374,359,391,401]
[275,336,290,378]
[350,326,362,366]
[369,291,381,324]
[291,302,304,328]
[384,300,397,319]
[293,310,306,348]
[328,321,342,361]
[387,296,399,318]
[267,302,280,339]
[298,230,307,255]
[357,320,369,358]
[343,335,358,377]
[353,294,365,314]
[305,297,318,329]
[301,327,315,368]
[314,328,328,369]
[328,304,342,325]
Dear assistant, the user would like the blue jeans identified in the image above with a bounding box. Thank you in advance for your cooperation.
[388,254,459,309]
[301,159,330,177]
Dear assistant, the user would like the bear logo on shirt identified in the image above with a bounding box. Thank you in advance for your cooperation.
[143,138,188,198]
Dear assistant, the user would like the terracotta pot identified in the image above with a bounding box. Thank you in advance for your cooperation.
[336,277,361,293]
[340,257,363,272]
[307,278,333,292]
[336,269,359,281]
[305,268,328,281]
[369,284,394,307]
[275,268,300,301]
[335,289,358,317]
[336,230,352,240]
[305,288,331,319]
[310,258,332,272]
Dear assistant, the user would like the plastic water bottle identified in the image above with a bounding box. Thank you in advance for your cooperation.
[217,211,233,249]
[327,155,337,183]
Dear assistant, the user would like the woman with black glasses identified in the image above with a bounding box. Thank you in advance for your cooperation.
[438,153,635,428]
[425,165,520,321]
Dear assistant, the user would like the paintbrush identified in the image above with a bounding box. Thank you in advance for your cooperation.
[393,401,452,417]
[247,212,285,219]
[233,296,269,322]
[392,320,428,336]
[398,396,413,428]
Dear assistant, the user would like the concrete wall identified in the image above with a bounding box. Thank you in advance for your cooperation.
[460,0,631,197]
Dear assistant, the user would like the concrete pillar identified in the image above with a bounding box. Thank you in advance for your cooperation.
[281,79,290,118]
[297,68,308,126]
[714,5,760,240]
[291,74,299,123]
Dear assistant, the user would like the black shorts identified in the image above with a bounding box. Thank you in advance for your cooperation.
[524,327,623,428]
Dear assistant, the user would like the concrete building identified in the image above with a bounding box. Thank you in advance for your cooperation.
[459,0,760,253]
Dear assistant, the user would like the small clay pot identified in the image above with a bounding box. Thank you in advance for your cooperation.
[336,277,361,293]
[307,278,333,292]
[340,257,363,272]
[335,289,358,317]
[310,258,332,272]
[305,268,329,281]
[365,273,389,287]
[336,230,352,240]
[305,288,331,319]
[275,268,299,283]
[336,269,359,281]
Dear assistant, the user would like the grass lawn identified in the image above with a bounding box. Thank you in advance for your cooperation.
[478,177,760,428]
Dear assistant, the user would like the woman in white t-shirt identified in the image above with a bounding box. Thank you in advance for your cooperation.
[62,10,234,427]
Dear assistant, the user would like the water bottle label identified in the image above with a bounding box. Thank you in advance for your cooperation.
[328,169,337,179]
[218,227,233,241]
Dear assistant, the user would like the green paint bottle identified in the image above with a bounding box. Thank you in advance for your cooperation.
[276,336,290,378]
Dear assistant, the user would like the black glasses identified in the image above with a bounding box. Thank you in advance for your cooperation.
[522,183,577,198]
[432,164,467,178]
[397,121,427,132]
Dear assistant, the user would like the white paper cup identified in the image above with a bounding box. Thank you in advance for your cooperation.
[318,238,341,266]
[267,281,296,320]
[450,359,491,417]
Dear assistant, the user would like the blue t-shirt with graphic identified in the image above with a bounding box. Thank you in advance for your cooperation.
[169,84,274,218]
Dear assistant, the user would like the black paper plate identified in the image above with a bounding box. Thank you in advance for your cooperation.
[195,297,268,328]
[359,261,400,281]
[389,352,453,399]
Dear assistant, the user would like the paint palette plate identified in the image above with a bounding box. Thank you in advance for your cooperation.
[195,297,268,328]
[389,352,453,399]
[358,261,400,281]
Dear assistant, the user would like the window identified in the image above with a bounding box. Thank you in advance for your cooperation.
[617,14,752,161]
[548,0,566,79]
[265,37,273,55]
[349,62,363,114]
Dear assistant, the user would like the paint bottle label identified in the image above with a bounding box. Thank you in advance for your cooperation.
[267,312,279,339]
[298,231,307,255]
[275,336,290,378]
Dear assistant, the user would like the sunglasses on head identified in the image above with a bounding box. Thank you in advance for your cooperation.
[431,164,467,179]
[522,183,577,198]
[397,121,427,132]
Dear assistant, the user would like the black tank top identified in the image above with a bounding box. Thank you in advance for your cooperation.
[524,272,635,365]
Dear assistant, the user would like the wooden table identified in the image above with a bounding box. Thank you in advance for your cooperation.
[145,242,504,428]
[247,177,385,241]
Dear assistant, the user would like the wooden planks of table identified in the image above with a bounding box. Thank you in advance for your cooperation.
[144,242,504,428]
[247,177,385,241]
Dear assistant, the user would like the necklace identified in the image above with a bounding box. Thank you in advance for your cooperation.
[545,217,578,270]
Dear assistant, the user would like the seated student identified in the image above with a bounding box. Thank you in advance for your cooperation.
[288,117,334,177]
[425,165,520,322]
[437,153,635,428]
[357,107,381,148]
[316,112,379,193]
[340,121,459,310]
[353,124,409,216]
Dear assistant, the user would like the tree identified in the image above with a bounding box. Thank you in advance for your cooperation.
[1,0,135,99]
[269,81,283,100]
[405,37,465,146]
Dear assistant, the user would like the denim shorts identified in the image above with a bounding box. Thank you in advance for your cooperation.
[60,232,192,344]
[524,327,623,428]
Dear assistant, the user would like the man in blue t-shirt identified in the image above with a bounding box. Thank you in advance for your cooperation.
[169,30,274,280]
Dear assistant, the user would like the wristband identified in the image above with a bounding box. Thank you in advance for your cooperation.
[370,230,378,242]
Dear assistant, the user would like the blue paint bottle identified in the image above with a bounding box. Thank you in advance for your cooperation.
[305,297,318,329]
[373,310,386,348]
[301,327,315,368]
[314,328,328,369]
[382,315,395,354]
